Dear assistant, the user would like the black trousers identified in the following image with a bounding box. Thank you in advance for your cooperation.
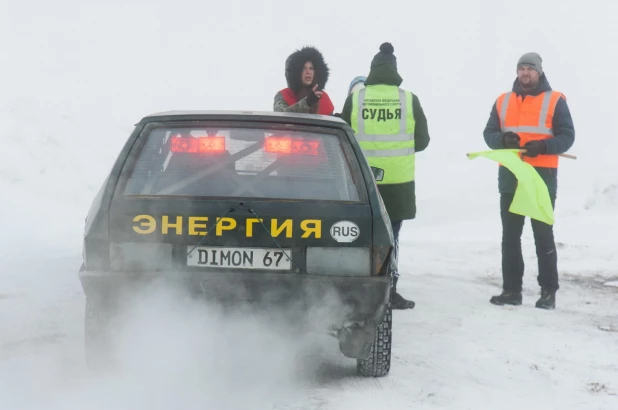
[390,220,403,278]
[500,193,559,293]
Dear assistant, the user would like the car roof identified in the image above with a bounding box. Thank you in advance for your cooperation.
[139,110,348,127]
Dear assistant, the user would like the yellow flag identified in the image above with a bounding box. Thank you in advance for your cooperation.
[468,149,554,225]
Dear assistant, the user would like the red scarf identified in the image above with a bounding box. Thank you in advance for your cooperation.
[280,88,334,115]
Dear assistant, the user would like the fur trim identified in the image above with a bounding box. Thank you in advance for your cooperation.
[285,46,330,93]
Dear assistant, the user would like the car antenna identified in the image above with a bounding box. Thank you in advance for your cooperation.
[237,202,302,273]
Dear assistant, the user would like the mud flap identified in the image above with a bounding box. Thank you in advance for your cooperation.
[337,320,378,359]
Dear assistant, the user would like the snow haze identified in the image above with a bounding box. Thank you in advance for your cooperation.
[1,0,617,409]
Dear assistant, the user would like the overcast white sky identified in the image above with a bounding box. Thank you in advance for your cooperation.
[1,0,615,199]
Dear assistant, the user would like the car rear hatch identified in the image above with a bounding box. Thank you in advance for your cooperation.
[107,120,379,278]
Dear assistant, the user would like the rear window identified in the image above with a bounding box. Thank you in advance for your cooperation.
[122,122,363,202]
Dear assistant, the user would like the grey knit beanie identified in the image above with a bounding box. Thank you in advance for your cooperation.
[371,42,397,69]
[517,52,543,75]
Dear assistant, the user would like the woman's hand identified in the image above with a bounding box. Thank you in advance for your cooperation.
[307,84,323,106]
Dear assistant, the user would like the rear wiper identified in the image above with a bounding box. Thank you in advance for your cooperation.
[186,202,301,273]
[187,206,237,258]
[237,202,302,273]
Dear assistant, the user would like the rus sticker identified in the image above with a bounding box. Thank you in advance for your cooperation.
[330,220,360,243]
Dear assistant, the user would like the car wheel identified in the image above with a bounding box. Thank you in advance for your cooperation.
[356,302,392,377]
[84,297,114,371]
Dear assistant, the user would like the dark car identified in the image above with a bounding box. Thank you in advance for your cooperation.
[79,110,395,377]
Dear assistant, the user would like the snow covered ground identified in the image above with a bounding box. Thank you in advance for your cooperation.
[1,0,617,409]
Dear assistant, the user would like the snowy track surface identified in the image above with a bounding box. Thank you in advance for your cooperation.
[1,102,617,410]
[1,98,617,410]
[1,217,617,409]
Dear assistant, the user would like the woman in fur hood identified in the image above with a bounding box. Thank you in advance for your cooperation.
[273,46,335,115]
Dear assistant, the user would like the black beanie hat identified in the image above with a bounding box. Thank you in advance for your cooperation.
[371,42,397,69]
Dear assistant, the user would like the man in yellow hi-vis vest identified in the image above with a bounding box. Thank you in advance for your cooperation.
[340,42,431,310]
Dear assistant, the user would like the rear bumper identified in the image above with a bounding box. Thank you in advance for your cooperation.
[79,265,391,329]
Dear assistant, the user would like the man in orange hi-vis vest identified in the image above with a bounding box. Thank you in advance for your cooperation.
[483,52,575,310]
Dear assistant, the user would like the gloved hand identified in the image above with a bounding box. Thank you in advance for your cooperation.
[501,131,521,148]
[522,140,546,157]
[306,84,322,107]
[306,90,319,106]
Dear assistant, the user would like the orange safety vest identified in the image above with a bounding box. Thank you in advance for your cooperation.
[496,90,565,168]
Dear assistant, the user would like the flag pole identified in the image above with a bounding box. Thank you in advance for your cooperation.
[466,150,576,159]
[517,149,577,159]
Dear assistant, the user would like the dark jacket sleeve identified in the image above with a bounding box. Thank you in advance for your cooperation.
[340,94,353,126]
[273,91,311,113]
[544,96,575,154]
[483,101,505,149]
[412,94,429,152]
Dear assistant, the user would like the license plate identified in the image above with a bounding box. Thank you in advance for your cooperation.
[186,246,292,270]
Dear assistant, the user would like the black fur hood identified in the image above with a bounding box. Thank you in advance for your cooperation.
[284,46,330,93]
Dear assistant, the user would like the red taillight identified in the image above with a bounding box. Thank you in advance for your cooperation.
[292,140,319,155]
[264,137,292,154]
[264,137,319,155]
[171,136,226,153]
[171,136,198,153]
[198,136,225,153]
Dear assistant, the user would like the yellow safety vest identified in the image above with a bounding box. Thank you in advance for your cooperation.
[350,84,416,184]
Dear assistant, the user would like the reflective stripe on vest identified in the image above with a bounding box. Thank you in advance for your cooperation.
[497,90,563,168]
[350,84,416,184]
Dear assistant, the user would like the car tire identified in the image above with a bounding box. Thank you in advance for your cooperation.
[356,301,392,377]
[84,297,114,371]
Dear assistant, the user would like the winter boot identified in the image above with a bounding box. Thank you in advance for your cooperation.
[391,276,415,310]
[535,288,556,310]
[490,290,522,306]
